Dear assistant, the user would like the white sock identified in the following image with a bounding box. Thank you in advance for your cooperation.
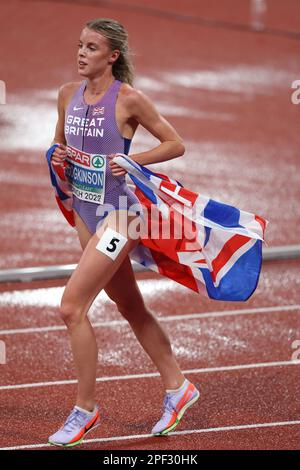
[74,405,96,415]
[166,378,188,395]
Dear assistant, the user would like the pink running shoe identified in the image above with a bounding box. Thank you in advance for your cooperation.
[152,379,200,436]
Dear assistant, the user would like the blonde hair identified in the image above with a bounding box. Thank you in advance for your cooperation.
[86,18,134,86]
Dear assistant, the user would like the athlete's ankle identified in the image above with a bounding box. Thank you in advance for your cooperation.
[75,400,96,413]
[163,374,186,392]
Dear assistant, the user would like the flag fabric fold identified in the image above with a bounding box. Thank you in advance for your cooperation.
[45,147,268,301]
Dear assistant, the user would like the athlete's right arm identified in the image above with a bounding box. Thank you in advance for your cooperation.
[50,83,72,166]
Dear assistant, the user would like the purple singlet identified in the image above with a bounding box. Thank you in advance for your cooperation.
[64,79,142,234]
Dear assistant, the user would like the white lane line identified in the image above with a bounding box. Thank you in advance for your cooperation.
[1,419,300,450]
[1,360,299,391]
[0,304,299,336]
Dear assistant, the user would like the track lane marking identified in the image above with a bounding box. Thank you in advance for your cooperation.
[0,360,299,391]
[0,304,299,336]
[1,419,300,450]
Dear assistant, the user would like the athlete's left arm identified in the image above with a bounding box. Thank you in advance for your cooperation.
[127,89,185,166]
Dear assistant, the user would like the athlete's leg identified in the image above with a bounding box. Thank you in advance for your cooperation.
[60,210,141,411]
[73,209,93,250]
[74,207,184,390]
[63,209,96,411]
[104,257,185,390]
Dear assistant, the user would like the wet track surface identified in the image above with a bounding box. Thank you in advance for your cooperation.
[0,0,300,451]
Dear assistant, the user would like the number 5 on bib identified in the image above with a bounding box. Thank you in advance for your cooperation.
[96,227,128,260]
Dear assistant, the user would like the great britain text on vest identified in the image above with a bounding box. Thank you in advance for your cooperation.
[65,115,105,138]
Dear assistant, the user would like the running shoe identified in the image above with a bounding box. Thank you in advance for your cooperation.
[48,405,100,447]
[151,379,200,436]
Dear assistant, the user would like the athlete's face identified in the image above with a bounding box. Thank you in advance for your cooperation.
[77,28,119,78]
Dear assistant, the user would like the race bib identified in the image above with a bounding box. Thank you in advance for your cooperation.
[65,146,106,204]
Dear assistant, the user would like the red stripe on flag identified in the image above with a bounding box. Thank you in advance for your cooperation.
[55,196,75,227]
[53,162,68,181]
[255,214,267,236]
[150,249,199,292]
[211,235,251,283]
[159,180,198,206]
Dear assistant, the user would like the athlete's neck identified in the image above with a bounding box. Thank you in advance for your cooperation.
[85,74,115,97]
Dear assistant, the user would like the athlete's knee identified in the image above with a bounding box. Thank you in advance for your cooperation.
[59,299,86,328]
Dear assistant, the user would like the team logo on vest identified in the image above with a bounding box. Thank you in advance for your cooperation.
[93,106,105,116]
[92,155,105,169]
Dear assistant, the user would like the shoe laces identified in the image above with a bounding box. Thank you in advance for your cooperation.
[63,408,88,433]
[162,393,176,415]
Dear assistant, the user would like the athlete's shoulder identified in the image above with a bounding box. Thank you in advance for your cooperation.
[119,83,152,110]
[58,82,82,104]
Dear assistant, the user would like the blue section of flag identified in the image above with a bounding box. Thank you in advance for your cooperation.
[200,240,262,301]
[128,174,157,204]
[204,199,242,228]
[124,138,131,155]
[46,145,70,201]
[204,227,211,246]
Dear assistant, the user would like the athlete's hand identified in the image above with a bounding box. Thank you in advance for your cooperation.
[51,143,68,166]
[108,154,127,177]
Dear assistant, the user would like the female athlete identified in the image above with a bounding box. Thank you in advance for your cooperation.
[47,18,199,447]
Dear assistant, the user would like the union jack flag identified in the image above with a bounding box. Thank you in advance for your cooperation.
[46,145,268,301]
[92,106,105,116]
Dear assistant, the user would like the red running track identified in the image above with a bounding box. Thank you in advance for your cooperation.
[0,260,300,450]
[0,0,300,450]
